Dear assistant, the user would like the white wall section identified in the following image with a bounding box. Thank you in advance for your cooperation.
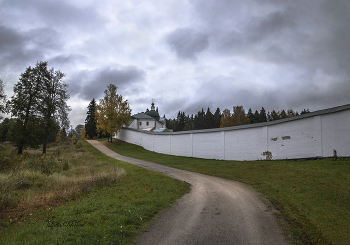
[117,104,350,160]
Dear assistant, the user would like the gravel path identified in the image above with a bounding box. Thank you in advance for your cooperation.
[87,140,290,245]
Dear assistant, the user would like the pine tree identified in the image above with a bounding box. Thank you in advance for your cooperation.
[247,108,254,124]
[259,107,267,122]
[177,111,185,131]
[85,98,98,139]
[253,110,260,123]
[205,107,213,129]
[213,108,221,128]
[301,109,310,114]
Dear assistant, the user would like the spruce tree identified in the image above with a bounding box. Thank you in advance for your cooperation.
[247,108,254,123]
[85,98,98,139]
[213,108,221,128]
[205,107,213,129]
[259,107,267,122]
[253,110,260,123]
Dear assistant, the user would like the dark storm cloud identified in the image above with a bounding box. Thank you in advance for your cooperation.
[25,28,62,51]
[0,24,63,67]
[0,25,23,51]
[68,66,145,100]
[0,25,26,66]
[0,0,103,29]
[166,28,209,60]
[188,0,350,111]
[1,0,350,125]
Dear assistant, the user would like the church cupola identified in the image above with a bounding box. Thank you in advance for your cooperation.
[145,100,160,120]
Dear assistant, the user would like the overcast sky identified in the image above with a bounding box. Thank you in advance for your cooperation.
[1,0,350,126]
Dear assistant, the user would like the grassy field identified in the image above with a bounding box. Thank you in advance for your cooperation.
[0,141,190,244]
[0,141,124,215]
[106,139,350,245]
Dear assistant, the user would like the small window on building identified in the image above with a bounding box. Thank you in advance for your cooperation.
[146,122,149,126]
[139,122,142,126]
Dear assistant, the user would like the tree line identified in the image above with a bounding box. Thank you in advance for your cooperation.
[0,61,70,154]
[166,106,310,132]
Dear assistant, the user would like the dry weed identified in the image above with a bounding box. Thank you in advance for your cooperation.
[0,141,125,221]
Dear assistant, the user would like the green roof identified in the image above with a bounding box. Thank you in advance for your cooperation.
[145,110,160,120]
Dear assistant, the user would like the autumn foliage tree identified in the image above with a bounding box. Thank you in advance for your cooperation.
[230,106,250,126]
[80,126,86,140]
[220,109,231,128]
[95,84,131,142]
[220,106,250,128]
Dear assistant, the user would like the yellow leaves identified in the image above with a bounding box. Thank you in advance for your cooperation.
[95,84,131,138]
[55,131,66,142]
[80,127,86,140]
[220,106,250,128]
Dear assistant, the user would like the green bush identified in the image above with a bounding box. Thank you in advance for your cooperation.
[76,141,83,148]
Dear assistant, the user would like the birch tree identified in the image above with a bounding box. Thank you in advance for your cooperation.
[95,84,131,142]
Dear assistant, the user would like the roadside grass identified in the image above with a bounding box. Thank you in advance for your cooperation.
[0,140,190,244]
[107,139,350,245]
[0,141,124,218]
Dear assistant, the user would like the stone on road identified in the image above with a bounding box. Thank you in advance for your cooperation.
[88,140,290,245]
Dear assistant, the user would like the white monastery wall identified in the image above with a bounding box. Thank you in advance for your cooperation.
[224,127,267,161]
[153,135,170,155]
[117,106,350,160]
[321,110,350,157]
[266,117,320,160]
[193,132,223,160]
[170,134,192,157]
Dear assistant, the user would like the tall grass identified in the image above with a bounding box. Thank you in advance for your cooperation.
[0,141,125,226]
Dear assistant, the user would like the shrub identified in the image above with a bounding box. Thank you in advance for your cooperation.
[76,141,83,148]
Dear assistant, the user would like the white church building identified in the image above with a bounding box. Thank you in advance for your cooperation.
[128,102,167,131]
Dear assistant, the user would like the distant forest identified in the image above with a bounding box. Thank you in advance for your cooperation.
[166,106,310,132]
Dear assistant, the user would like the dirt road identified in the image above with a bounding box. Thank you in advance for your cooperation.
[88,140,290,245]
